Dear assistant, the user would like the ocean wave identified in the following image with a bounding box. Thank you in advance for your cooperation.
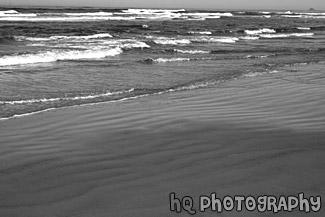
[0,108,58,121]
[153,38,191,45]
[297,27,311,30]
[301,12,325,16]
[240,36,260,40]
[141,56,226,64]
[191,36,239,43]
[280,11,325,17]
[174,49,209,54]
[244,70,279,77]
[0,10,36,17]
[115,9,186,20]
[141,57,191,64]
[259,33,314,38]
[63,12,113,16]
[132,13,229,21]
[245,54,277,59]
[121,9,186,14]
[245,28,276,35]
[184,12,233,18]
[0,80,221,120]
[99,39,150,49]
[16,33,113,42]
[188,31,212,35]
[119,41,150,49]
[22,38,150,50]
[1,88,135,105]
[282,14,325,19]
[0,47,122,66]
[0,10,18,14]
[0,16,118,22]
[0,9,235,22]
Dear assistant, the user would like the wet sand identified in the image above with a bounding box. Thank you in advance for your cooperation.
[0,72,324,217]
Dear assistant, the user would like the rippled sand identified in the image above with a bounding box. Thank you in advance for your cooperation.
[0,69,324,217]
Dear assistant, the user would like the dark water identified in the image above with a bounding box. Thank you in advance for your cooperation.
[1,7,325,119]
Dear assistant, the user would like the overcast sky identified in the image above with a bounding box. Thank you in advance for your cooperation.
[1,0,324,10]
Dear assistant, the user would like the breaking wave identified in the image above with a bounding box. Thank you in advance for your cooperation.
[0,10,36,17]
[259,33,314,38]
[16,33,113,42]
[245,28,276,35]
[191,36,239,43]
[0,47,122,66]
[141,57,191,64]
[153,38,191,45]
[0,9,235,22]
[188,31,212,35]
[173,49,209,54]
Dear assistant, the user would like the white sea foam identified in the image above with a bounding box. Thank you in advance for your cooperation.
[297,27,311,30]
[0,47,122,66]
[174,81,217,91]
[22,36,150,50]
[245,28,276,35]
[192,36,239,43]
[153,38,191,45]
[0,16,125,21]
[0,108,57,121]
[282,15,304,18]
[52,33,113,40]
[116,10,232,20]
[17,33,113,42]
[121,41,150,49]
[0,80,216,120]
[246,54,270,59]
[179,12,229,20]
[153,58,191,63]
[260,33,314,38]
[116,9,185,20]
[103,39,150,49]
[185,12,233,17]
[1,88,135,105]
[188,31,212,35]
[121,9,186,14]
[301,12,325,16]
[64,12,113,16]
[0,10,18,14]
[281,11,325,18]
[244,70,279,77]
[0,9,236,21]
[240,36,260,40]
[174,49,209,54]
[0,10,36,17]
[283,14,325,19]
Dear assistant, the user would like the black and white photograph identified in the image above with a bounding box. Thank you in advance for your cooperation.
[0,0,324,216]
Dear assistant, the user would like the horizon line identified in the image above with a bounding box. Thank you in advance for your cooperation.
[0,4,322,11]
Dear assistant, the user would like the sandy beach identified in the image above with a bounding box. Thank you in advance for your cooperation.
[0,69,324,217]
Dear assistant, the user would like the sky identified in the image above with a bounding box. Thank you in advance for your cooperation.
[1,0,324,10]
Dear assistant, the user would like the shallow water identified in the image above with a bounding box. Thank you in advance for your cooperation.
[0,7,325,119]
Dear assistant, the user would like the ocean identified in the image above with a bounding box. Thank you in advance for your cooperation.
[1,7,325,119]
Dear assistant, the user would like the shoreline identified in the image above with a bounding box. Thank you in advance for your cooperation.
[0,73,324,216]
